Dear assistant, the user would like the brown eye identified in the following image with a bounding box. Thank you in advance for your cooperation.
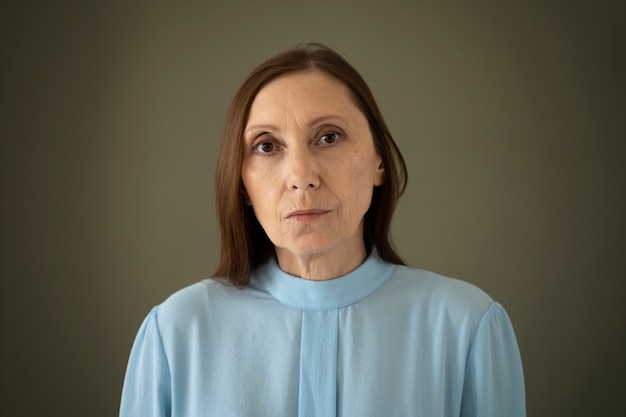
[319,132,340,145]
[254,142,275,154]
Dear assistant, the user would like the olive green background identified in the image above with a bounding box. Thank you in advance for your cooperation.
[1,1,624,416]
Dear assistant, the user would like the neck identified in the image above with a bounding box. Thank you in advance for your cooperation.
[275,243,367,281]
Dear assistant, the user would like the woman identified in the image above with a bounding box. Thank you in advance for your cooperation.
[120,43,525,417]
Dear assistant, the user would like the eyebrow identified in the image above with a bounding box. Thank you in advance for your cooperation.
[244,115,349,139]
[244,124,279,138]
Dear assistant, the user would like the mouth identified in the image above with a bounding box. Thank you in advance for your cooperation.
[285,209,331,222]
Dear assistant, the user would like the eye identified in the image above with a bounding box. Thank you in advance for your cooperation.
[318,132,341,145]
[253,141,278,155]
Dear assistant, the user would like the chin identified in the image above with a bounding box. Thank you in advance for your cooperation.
[277,236,338,257]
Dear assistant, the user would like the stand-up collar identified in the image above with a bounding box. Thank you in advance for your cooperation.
[254,252,396,311]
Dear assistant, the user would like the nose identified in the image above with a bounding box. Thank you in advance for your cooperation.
[286,148,320,191]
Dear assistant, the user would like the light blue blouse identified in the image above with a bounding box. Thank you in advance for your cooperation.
[120,253,525,416]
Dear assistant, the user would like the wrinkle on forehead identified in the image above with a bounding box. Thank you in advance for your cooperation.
[244,71,366,139]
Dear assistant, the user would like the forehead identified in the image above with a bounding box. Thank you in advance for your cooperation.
[246,70,362,125]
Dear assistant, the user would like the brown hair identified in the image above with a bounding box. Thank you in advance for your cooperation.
[213,43,407,286]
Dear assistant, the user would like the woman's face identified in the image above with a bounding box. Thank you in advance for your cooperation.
[242,70,384,266]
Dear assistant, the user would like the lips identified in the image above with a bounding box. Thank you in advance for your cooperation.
[285,209,331,221]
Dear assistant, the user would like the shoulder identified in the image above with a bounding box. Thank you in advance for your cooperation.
[383,264,495,323]
[159,278,228,307]
[153,279,245,333]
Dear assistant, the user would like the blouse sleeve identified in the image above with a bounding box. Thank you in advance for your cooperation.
[461,302,526,417]
[119,307,171,417]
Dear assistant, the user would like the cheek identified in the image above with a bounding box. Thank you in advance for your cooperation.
[346,153,379,187]
[242,158,280,195]
[243,172,281,222]
[242,165,266,201]
[337,161,376,215]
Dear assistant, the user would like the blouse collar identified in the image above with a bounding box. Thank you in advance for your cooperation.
[253,251,396,311]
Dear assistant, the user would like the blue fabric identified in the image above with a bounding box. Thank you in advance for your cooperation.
[120,253,525,416]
